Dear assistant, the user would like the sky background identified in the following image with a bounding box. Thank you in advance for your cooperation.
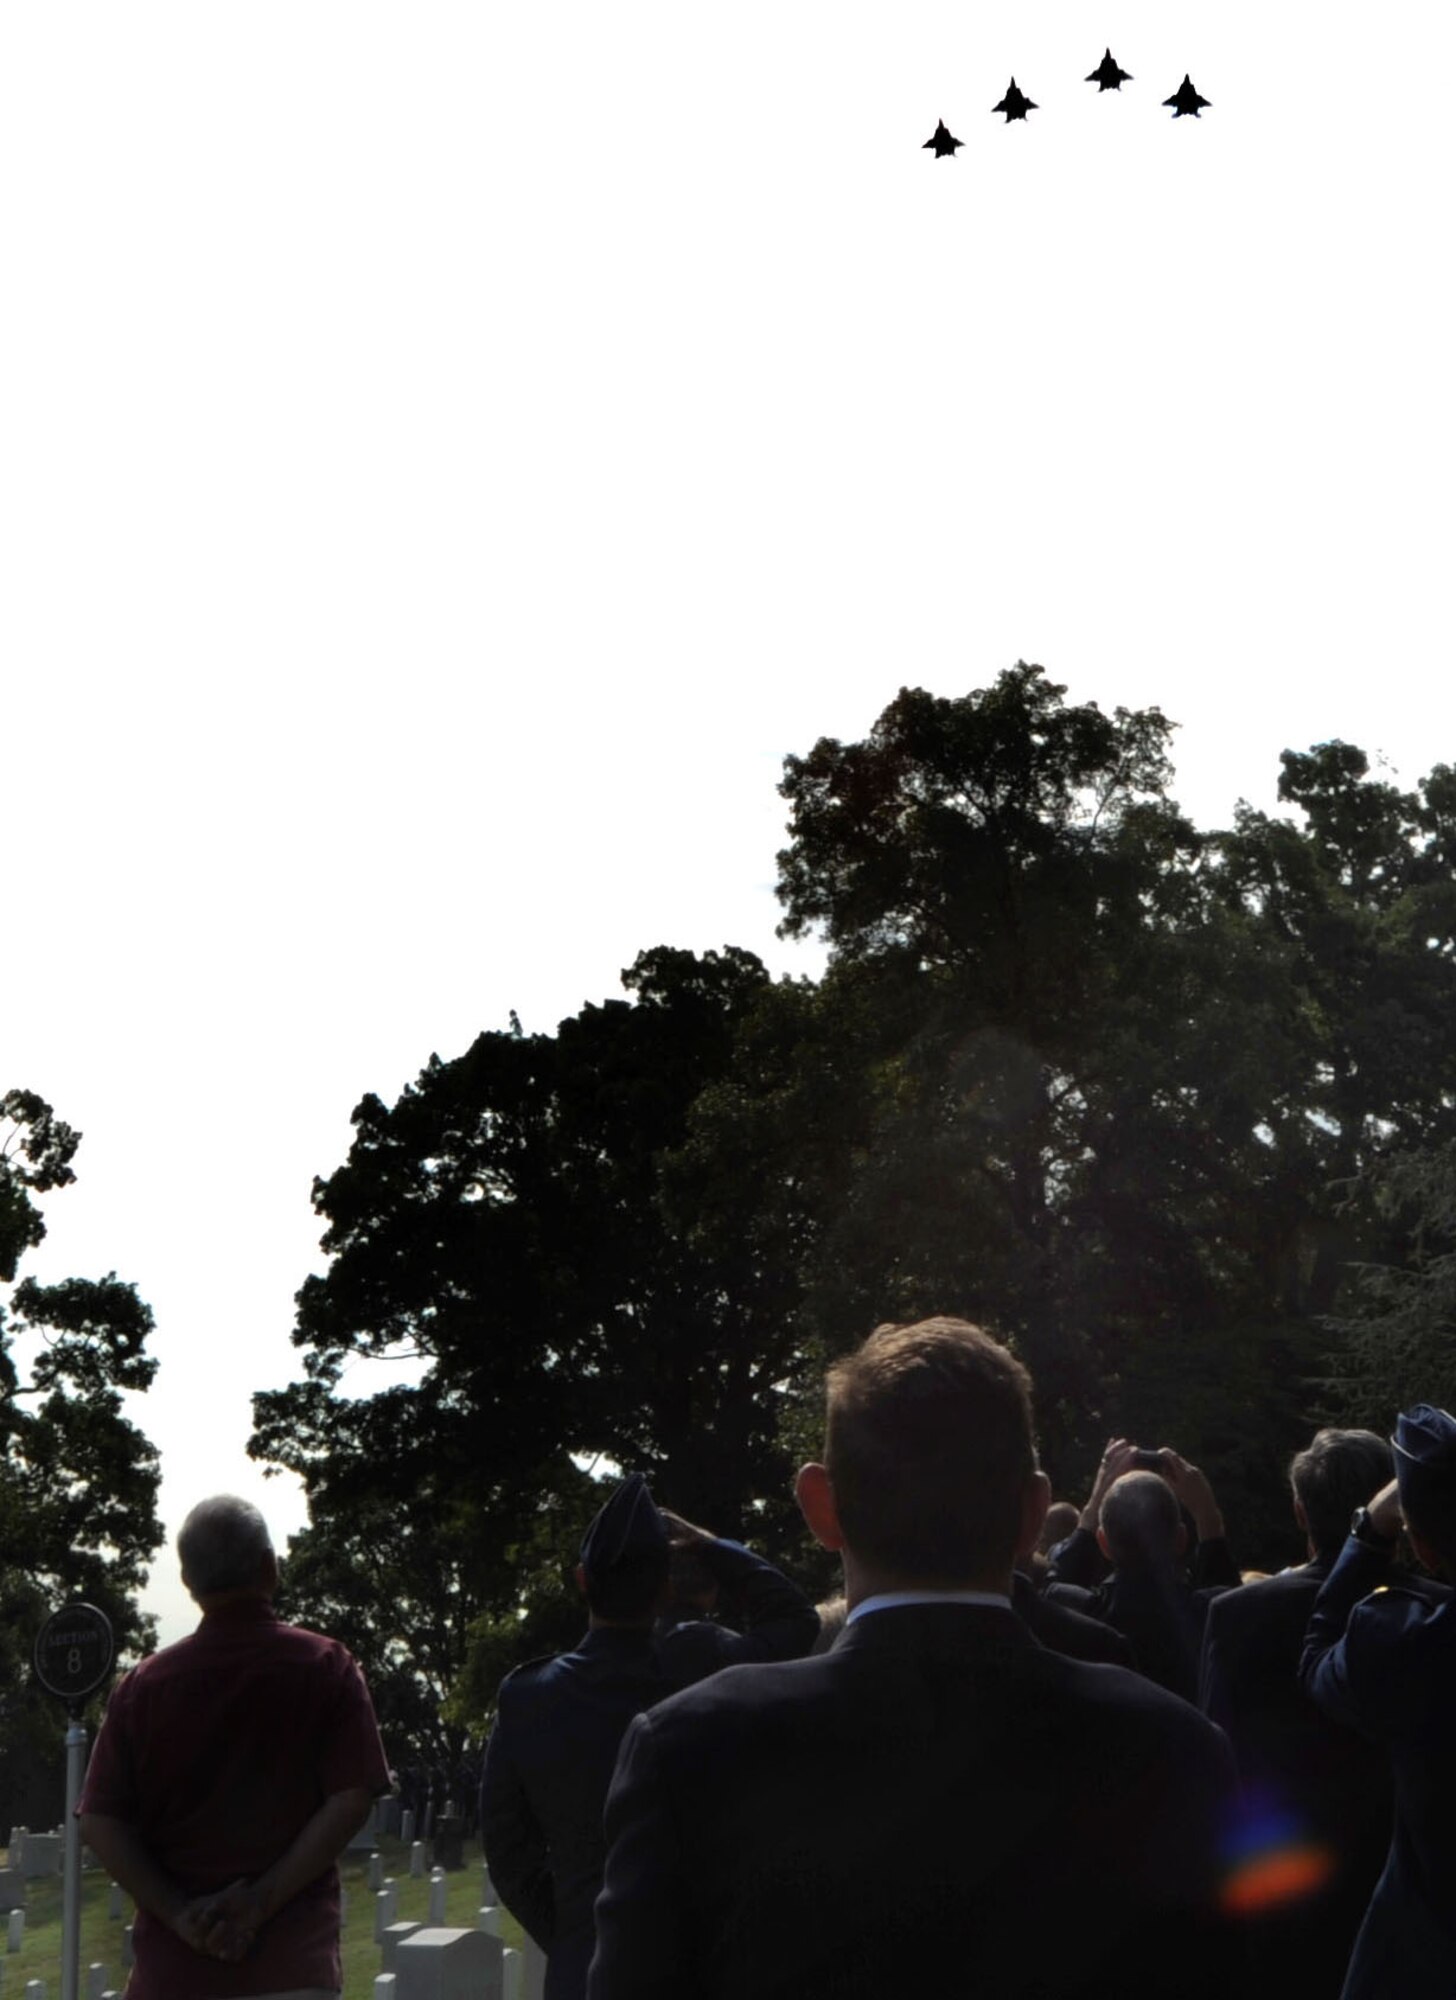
[4,4,1452,1645]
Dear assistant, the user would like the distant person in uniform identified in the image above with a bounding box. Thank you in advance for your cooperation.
[78,1495,390,2000]
[1301,1405,1456,1998]
[1200,1427,1400,2000]
[588,1318,1239,2000]
[480,1474,817,2000]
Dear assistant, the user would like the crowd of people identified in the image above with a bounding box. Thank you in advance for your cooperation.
[483,1320,1456,2000]
[65,1315,1456,1999]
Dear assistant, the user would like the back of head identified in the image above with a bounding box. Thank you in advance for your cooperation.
[178,1495,274,1600]
[1099,1471,1181,1573]
[825,1316,1035,1586]
[1038,1500,1080,1555]
[1289,1427,1394,1560]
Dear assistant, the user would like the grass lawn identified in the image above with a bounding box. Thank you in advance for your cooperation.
[2,1836,524,1998]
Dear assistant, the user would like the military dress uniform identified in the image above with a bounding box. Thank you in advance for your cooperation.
[1300,1405,1456,1999]
[480,1478,817,2000]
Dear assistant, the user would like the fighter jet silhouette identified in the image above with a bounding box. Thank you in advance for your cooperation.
[988,79,1032,121]
[1163,74,1210,117]
[1086,49,1132,92]
[923,119,964,158]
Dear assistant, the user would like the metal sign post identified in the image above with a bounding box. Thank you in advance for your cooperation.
[34,1604,115,2000]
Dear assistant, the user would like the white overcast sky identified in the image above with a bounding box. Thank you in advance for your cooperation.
[3,4,1452,1645]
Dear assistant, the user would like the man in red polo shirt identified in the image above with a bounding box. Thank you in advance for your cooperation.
[79,1494,391,2000]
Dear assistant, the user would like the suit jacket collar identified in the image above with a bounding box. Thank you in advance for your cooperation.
[835,1600,1034,1659]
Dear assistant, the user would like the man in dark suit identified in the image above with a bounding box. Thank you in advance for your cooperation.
[1301,1404,1456,1998]
[480,1475,817,2000]
[588,1317,1239,2000]
[1199,1428,1395,1999]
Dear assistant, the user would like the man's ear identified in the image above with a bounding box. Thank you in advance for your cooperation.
[1096,1525,1112,1562]
[1015,1470,1052,1561]
[574,1561,588,1597]
[1293,1496,1309,1532]
[796,1463,845,1552]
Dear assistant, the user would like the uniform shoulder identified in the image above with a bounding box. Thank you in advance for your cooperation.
[1347,1579,1449,1634]
[495,1652,565,1702]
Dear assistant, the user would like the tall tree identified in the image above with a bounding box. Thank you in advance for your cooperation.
[252,948,820,1706]
[0,1090,162,1824]
[768,671,1456,1554]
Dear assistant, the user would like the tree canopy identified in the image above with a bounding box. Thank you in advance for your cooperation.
[256,666,1456,1720]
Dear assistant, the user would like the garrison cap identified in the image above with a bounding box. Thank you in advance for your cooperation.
[579,1473,668,1577]
[1391,1404,1456,1522]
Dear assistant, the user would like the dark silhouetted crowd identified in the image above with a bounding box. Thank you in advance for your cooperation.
[480,1319,1456,2000]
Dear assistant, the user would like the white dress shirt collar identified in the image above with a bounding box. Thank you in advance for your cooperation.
[846,1588,1011,1625]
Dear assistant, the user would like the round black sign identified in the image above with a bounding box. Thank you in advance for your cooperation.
[34,1602,115,1703]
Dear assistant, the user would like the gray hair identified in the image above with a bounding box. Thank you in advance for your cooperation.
[177,1495,275,1598]
[1100,1470,1181,1570]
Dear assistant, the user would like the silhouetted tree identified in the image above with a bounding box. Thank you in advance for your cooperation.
[0,1090,162,1825]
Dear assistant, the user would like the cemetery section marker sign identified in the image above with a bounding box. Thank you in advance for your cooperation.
[33,1603,114,1705]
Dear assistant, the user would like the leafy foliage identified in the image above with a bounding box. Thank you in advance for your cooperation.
[1322,1146,1456,1421]
[260,667,1456,1707]
[0,1093,162,1825]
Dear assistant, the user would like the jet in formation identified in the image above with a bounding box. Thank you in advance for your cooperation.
[1086,49,1132,92]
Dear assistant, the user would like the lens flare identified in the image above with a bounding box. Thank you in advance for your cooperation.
[1221,1801,1336,1915]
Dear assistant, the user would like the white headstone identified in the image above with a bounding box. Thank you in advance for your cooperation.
[107,1881,124,1920]
[86,1966,107,2000]
[502,1946,523,2000]
[374,1979,398,1999]
[409,1841,427,1880]
[401,1810,416,1845]
[481,1862,496,1904]
[477,1905,505,1939]
[0,1872,25,1913]
[8,1910,25,1953]
[380,1921,423,1971]
[428,1869,447,1926]
[24,1983,44,2000]
[367,1852,384,1892]
[395,1927,502,2000]
[122,1927,134,1969]
[520,1935,547,2000]
[9,1832,25,1871]
[373,1880,399,1944]
[18,1839,59,1882]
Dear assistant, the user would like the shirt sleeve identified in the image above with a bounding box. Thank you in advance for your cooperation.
[1299,1535,1402,1737]
[479,1712,555,1952]
[316,1648,392,1798]
[76,1672,140,1820]
[664,1539,819,1675]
